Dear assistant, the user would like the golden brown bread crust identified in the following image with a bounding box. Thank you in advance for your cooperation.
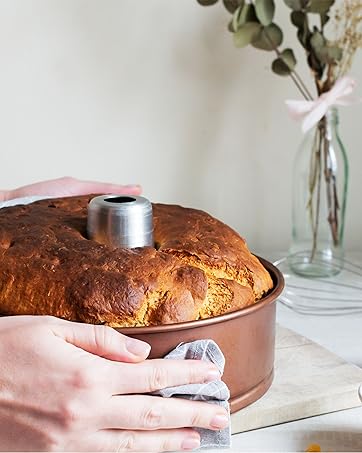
[0,196,273,326]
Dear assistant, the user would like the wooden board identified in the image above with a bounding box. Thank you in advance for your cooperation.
[231,325,362,434]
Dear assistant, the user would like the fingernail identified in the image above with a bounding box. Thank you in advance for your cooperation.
[125,337,151,357]
[210,413,229,430]
[205,367,221,383]
[181,435,200,451]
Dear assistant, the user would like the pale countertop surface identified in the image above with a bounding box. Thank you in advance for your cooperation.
[224,253,362,452]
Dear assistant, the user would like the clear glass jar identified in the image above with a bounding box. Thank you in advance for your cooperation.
[288,108,348,278]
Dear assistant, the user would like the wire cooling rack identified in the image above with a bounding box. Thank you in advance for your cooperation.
[273,255,362,315]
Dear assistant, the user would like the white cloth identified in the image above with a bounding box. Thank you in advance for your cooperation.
[155,340,231,450]
[0,195,51,209]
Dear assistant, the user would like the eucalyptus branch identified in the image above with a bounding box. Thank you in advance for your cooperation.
[289,72,311,101]
[292,71,314,101]
[267,36,313,101]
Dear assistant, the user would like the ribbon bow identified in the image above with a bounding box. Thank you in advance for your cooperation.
[285,76,360,133]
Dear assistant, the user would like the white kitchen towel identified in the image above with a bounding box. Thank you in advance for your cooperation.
[0,195,51,209]
[155,340,231,450]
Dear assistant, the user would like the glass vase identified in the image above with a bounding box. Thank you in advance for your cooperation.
[288,108,348,278]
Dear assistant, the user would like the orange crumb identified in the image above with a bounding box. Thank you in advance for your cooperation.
[306,444,321,452]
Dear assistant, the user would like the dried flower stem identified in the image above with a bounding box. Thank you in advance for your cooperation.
[323,124,340,246]
[309,114,341,262]
[310,126,323,262]
[332,0,362,82]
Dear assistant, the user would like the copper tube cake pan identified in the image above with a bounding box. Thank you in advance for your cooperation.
[117,258,284,413]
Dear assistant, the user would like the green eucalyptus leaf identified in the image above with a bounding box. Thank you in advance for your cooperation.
[196,0,219,5]
[280,48,297,69]
[232,3,259,30]
[308,0,334,14]
[308,52,324,78]
[291,10,310,49]
[310,30,325,54]
[252,23,283,50]
[223,0,244,13]
[326,45,342,62]
[316,45,343,64]
[255,0,275,26]
[232,5,243,31]
[290,10,305,28]
[310,30,326,64]
[272,58,292,76]
[239,3,258,24]
[310,31,342,64]
[233,22,262,47]
[297,25,310,48]
[313,50,328,65]
[283,0,304,11]
[228,19,235,32]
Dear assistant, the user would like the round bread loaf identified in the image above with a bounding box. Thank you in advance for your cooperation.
[0,195,273,327]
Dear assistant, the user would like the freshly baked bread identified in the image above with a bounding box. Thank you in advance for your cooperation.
[0,195,273,327]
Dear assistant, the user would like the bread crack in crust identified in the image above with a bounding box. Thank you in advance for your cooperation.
[0,196,273,326]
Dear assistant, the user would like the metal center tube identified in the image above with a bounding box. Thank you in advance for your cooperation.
[87,195,154,248]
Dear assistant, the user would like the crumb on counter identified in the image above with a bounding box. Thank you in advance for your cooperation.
[306,443,321,452]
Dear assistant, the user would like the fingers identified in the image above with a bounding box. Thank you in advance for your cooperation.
[100,394,229,432]
[0,315,48,330]
[50,318,151,363]
[86,182,142,196]
[74,428,200,452]
[110,358,220,395]
[7,176,142,200]
[7,177,80,199]
[65,178,142,197]
[0,190,8,202]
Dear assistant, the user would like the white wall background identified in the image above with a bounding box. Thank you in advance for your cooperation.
[0,0,361,253]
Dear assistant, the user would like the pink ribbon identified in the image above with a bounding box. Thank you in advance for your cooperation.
[285,76,361,133]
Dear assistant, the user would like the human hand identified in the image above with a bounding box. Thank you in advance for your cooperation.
[0,176,142,202]
[0,316,227,452]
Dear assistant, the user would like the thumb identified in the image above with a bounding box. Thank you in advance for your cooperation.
[50,318,151,363]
